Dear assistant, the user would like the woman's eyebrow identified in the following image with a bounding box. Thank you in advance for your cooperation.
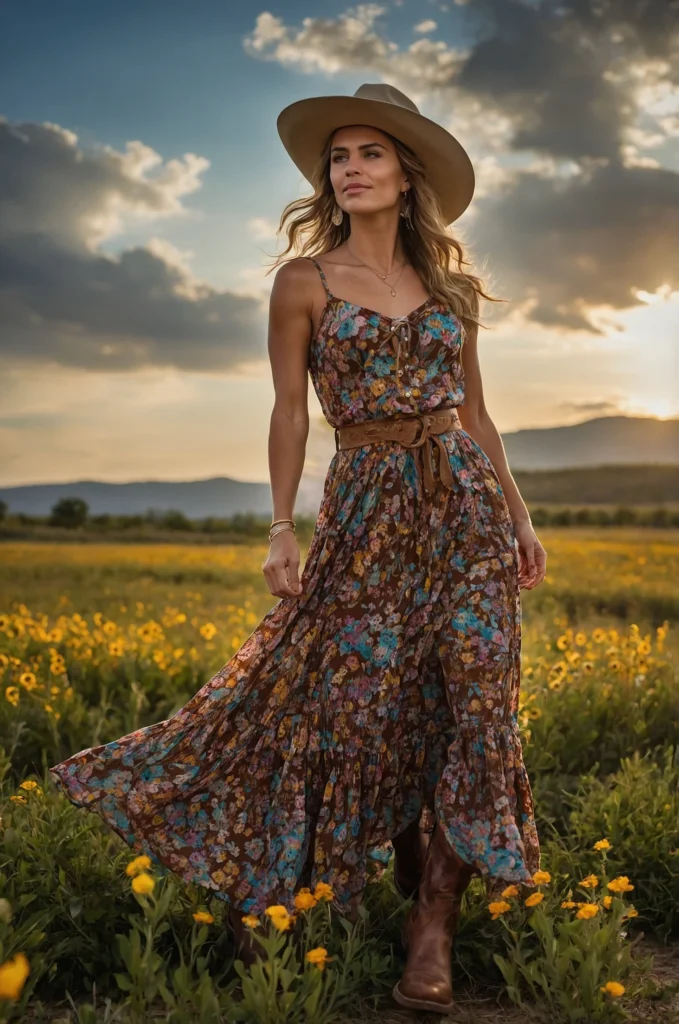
[330,142,387,154]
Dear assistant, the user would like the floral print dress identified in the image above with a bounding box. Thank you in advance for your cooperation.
[50,256,541,917]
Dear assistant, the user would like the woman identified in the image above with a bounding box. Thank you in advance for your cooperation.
[50,83,546,1014]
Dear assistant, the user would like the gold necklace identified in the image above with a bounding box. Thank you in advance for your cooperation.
[345,243,408,297]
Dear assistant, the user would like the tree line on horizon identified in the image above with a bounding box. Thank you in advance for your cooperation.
[1,496,678,538]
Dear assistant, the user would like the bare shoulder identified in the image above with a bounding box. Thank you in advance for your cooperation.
[271,257,319,298]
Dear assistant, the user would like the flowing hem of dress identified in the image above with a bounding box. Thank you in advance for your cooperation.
[48,709,540,915]
[433,715,541,900]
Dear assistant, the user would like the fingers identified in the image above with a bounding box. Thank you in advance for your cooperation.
[263,558,303,598]
[518,541,547,590]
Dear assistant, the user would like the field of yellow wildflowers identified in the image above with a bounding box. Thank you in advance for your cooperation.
[0,532,678,1022]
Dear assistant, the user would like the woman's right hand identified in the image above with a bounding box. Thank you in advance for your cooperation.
[262,530,304,598]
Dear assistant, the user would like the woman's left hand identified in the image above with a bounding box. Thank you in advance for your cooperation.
[513,519,547,590]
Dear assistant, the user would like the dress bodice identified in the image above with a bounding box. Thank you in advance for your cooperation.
[306,258,466,428]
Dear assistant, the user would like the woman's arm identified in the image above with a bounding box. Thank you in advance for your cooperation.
[261,259,317,599]
[457,302,547,590]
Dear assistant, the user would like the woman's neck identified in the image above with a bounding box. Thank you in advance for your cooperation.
[342,216,406,272]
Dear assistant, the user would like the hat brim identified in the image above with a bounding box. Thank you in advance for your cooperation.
[277,94,475,225]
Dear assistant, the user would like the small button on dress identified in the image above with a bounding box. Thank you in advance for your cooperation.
[49,255,542,920]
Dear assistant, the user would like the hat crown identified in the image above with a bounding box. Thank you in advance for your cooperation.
[352,83,420,116]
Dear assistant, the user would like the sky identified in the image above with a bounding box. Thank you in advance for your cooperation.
[1,0,678,487]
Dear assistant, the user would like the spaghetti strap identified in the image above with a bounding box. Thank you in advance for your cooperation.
[306,256,333,299]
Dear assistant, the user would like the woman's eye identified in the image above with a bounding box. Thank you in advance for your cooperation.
[332,151,379,162]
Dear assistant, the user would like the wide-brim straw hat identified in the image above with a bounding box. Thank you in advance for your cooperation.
[277,82,475,226]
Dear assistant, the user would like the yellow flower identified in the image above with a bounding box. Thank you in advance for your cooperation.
[264,905,294,931]
[0,952,30,1001]
[576,903,599,919]
[579,874,599,889]
[241,914,259,928]
[4,687,19,707]
[561,900,577,909]
[131,872,155,895]
[532,870,551,885]
[262,905,294,929]
[313,882,334,902]
[501,885,519,898]
[556,634,569,650]
[192,911,214,925]
[0,654,8,669]
[602,896,613,909]
[18,672,36,688]
[489,900,511,918]
[9,795,26,805]
[574,632,587,646]
[264,904,289,918]
[305,946,330,970]
[600,981,625,998]
[593,838,611,851]
[125,855,152,877]
[199,623,217,641]
[582,660,594,673]
[592,628,606,643]
[525,892,545,907]
[19,781,42,795]
[623,907,638,919]
[294,888,318,911]
[607,876,634,894]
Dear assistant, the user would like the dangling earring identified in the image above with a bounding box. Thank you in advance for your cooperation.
[400,189,413,229]
[331,203,344,226]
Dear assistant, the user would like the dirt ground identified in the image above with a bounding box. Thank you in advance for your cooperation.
[347,936,679,1024]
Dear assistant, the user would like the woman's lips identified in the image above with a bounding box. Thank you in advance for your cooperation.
[344,185,370,193]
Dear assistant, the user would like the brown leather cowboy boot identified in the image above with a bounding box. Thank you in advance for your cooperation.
[392,822,478,1013]
[227,904,263,969]
[391,817,432,900]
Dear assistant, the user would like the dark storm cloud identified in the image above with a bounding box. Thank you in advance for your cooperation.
[0,118,266,372]
[453,0,679,328]
[471,161,679,332]
[389,0,677,330]
[457,0,679,161]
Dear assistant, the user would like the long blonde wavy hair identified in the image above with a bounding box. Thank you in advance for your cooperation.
[267,128,504,337]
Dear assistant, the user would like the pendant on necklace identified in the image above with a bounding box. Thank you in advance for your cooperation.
[390,289,396,296]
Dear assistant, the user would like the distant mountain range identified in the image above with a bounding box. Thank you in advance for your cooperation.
[2,415,677,518]
[502,415,678,471]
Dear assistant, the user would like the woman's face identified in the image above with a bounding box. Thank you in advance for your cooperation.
[329,124,409,218]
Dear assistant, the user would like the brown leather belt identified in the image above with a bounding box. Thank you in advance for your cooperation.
[334,407,463,495]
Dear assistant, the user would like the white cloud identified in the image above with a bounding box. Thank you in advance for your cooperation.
[413,20,437,34]
[247,216,280,240]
